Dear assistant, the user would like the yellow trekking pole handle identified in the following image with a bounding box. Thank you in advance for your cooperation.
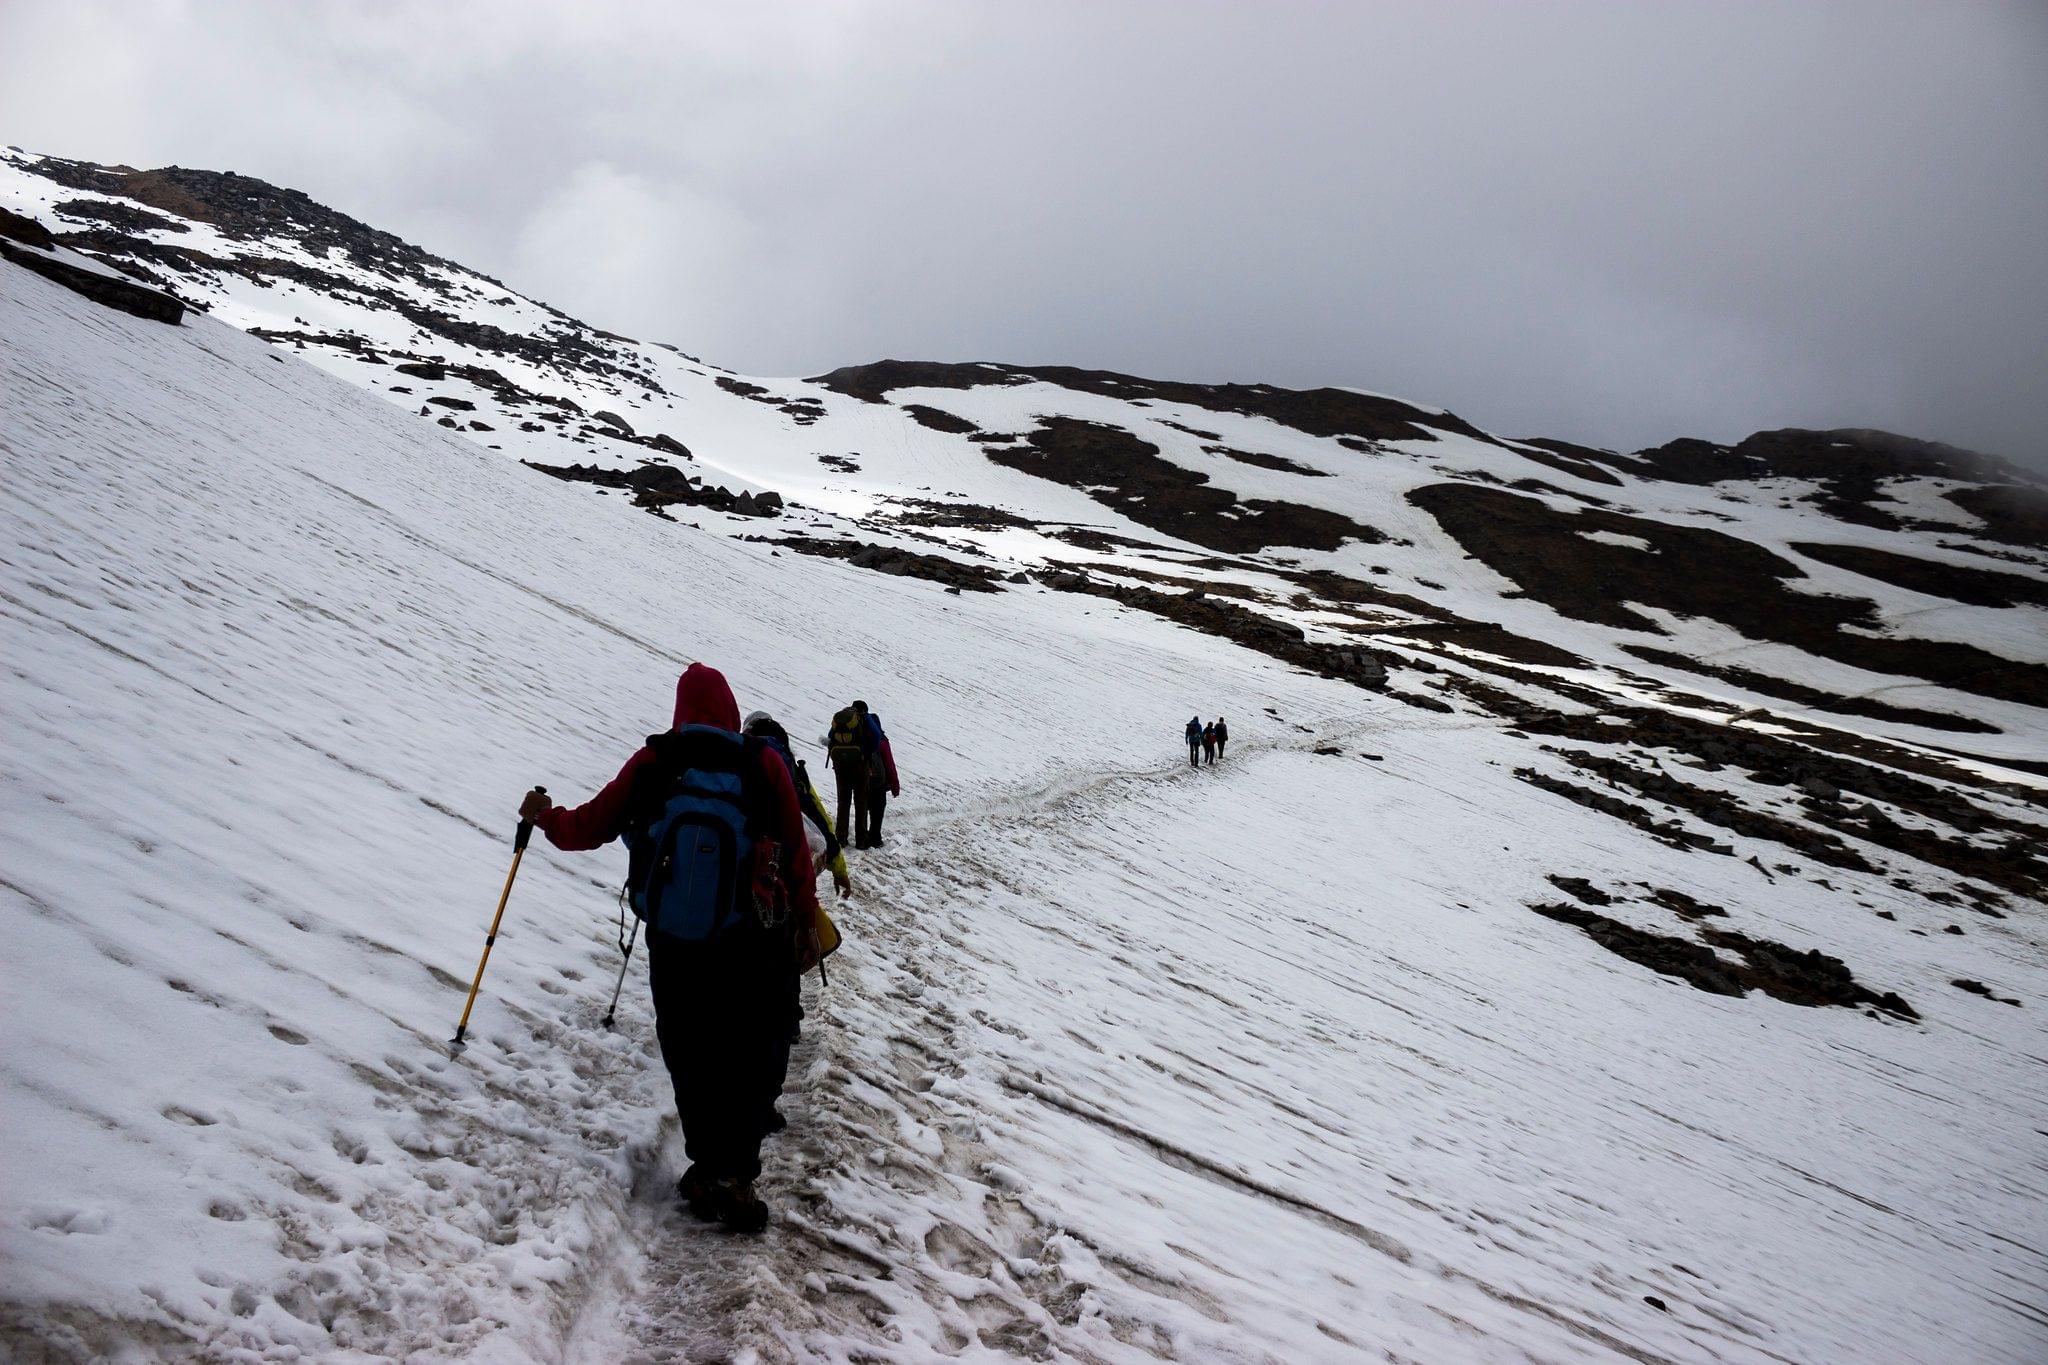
[452,787,544,1048]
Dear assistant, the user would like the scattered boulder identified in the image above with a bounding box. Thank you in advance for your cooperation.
[1532,903,1915,1017]
[1545,876,1613,906]
[777,538,1005,592]
[524,461,782,520]
[1951,979,2021,1006]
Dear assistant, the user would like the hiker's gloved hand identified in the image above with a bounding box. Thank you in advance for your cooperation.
[832,866,852,898]
[519,788,553,822]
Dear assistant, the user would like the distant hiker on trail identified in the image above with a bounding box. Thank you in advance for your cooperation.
[1212,717,1228,760]
[825,700,901,850]
[516,664,828,1234]
[1202,722,1218,765]
[1186,716,1203,767]
[744,710,848,1136]
[858,704,901,848]
[745,710,851,900]
[825,702,869,849]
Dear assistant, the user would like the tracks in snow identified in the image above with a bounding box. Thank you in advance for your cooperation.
[572,722,1380,1361]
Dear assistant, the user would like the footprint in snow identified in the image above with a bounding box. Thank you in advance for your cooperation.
[28,1206,111,1235]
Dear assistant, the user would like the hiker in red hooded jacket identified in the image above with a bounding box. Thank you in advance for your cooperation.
[856,702,902,849]
[518,664,819,1233]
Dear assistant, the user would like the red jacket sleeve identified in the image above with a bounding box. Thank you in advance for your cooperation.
[878,737,901,796]
[756,748,821,919]
[534,747,650,851]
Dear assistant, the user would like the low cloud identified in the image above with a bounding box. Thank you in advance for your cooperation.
[4,0,2044,464]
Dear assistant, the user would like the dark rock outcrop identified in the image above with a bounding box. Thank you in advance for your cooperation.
[988,416,1380,554]
[1,239,184,325]
[1410,482,2048,708]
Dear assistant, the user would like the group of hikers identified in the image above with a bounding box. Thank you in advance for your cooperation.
[1185,714,1228,766]
[515,666,898,1233]
[507,676,1233,1235]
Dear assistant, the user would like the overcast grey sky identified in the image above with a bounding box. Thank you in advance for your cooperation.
[5,1,2045,463]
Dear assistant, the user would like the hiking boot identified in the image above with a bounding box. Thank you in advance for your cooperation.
[709,1179,769,1234]
[676,1165,717,1221]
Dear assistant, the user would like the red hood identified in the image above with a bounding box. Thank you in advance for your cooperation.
[673,663,741,732]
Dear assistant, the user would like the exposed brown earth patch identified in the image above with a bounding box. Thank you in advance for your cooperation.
[903,404,981,435]
[1548,746,1879,875]
[1409,482,2048,707]
[1789,542,2048,609]
[1632,428,2033,533]
[1636,427,2023,488]
[1512,708,2048,898]
[1509,439,1628,487]
[1513,770,1731,854]
[1204,445,1329,476]
[989,417,1381,554]
[1371,621,1587,670]
[1621,645,1999,734]
[1038,570,1400,691]
[1946,484,2048,549]
[809,359,1504,446]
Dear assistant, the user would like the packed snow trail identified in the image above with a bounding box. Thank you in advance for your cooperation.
[0,259,1380,1359]
[577,726,2044,1362]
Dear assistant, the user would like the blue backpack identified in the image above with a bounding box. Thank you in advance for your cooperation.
[620,725,766,941]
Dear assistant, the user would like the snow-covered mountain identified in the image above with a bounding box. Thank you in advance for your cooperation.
[3,149,2044,1362]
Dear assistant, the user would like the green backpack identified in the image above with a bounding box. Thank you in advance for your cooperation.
[828,706,864,756]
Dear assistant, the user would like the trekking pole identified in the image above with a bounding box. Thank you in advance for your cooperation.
[451,787,544,1049]
[602,915,638,1030]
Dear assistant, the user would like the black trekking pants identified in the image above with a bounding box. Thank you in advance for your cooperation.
[831,752,868,847]
[764,968,803,1131]
[1188,741,1200,766]
[645,924,787,1183]
[863,770,889,844]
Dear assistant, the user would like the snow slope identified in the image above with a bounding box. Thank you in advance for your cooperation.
[4,159,2047,1362]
